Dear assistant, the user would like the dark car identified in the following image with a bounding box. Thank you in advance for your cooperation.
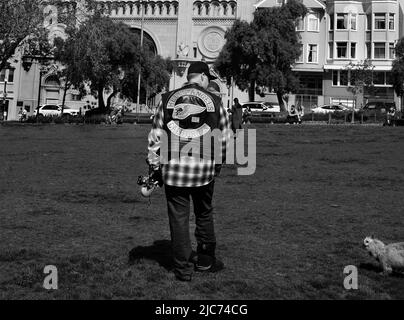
[361,101,396,121]
[84,108,111,124]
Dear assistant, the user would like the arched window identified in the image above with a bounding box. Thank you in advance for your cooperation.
[223,3,228,16]
[45,75,60,87]
[205,3,210,16]
[231,3,236,16]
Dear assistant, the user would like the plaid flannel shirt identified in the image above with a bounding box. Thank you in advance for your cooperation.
[148,92,230,188]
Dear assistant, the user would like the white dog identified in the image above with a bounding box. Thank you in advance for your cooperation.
[363,236,404,274]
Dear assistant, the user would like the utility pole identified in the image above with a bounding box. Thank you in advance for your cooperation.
[36,64,45,121]
[2,80,7,121]
[136,0,146,123]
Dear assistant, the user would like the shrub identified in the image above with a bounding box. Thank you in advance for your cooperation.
[36,115,54,123]
[70,116,85,124]
[54,117,66,124]
[84,114,107,124]
[25,116,37,123]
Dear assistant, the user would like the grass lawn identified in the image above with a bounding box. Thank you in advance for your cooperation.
[0,123,404,300]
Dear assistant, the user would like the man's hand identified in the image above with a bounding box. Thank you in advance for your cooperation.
[149,165,164,187]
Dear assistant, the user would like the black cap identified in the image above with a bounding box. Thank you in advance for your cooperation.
[187,61,217,80]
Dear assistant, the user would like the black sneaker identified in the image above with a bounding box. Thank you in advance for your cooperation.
[195,258,225,273]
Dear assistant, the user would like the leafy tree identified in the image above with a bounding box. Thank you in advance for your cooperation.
[0,0,54,71]
[55,12,173,112]
[215,20,258,101]
[345,59,374,122]
[54,14,141,111]
[121,53,174,107]
[215,0,307,108]
[392,38,404,110]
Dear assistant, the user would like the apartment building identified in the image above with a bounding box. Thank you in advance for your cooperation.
[257,0,404,111]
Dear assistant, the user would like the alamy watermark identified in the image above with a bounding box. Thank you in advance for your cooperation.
[151,128,257,176]
[43,265,58,290]
[343,265,358,290]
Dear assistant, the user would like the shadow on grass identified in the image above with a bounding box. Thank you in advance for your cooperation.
[128,240,173,271]
[359,262,382,273]
[359,263,404,278]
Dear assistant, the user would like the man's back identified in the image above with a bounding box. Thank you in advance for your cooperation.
[148,82,229,188]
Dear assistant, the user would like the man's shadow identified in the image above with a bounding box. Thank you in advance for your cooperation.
[359,263,404,278]
[129,240,173,271]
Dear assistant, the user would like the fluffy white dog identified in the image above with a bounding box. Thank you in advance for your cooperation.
[363,236,404,274]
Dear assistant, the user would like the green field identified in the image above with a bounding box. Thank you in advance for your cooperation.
[0,123,404,300]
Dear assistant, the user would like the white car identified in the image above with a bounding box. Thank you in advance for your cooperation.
[60,105,81,116]
[34,104,81,117]
[241,102,281,115]
[34,104,61,117]
[311,104,349,114]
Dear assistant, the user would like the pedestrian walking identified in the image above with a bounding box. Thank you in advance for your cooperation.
[146,61,230,282]
[230,98,243,136]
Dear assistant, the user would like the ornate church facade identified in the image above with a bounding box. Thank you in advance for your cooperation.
[2,0,260,120]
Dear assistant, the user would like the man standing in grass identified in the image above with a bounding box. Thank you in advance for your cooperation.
[147,61,230,281]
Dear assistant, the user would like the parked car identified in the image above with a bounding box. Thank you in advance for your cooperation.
[361,101,395,114]
[85,107,109,118]
[33,104,81,117]
[311,104,349,114]
[33,104,61,117]
[60,105,81,117]
[361,101,396,122]
[241,101,281,114]
[240,101,287,123]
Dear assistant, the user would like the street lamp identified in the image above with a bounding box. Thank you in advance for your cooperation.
[21,54,52,121]
[22,56,34,72]
[1,80,7,121]
[136,0,147,122]
[36,65,49,119]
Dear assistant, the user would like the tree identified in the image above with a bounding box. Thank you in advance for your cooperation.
[0,0,64,71]
[55,13,173,112]
[215,0,307,108]
[121,54,174,107]
[215,20,259,102]
[54,14,141,111]
[345,59,374,122]
[53,36,86,114]
[392,38,404,111]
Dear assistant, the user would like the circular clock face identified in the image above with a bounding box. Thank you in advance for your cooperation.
[198,27,226,59]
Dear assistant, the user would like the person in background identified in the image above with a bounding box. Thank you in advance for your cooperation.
[242,106,251,125]
[231,98,243,134]
[296,104,304,124]
[288,105,299,124]
[386,105,396,126]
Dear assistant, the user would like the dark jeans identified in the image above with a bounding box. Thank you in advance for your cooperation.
[165,181,216,277]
